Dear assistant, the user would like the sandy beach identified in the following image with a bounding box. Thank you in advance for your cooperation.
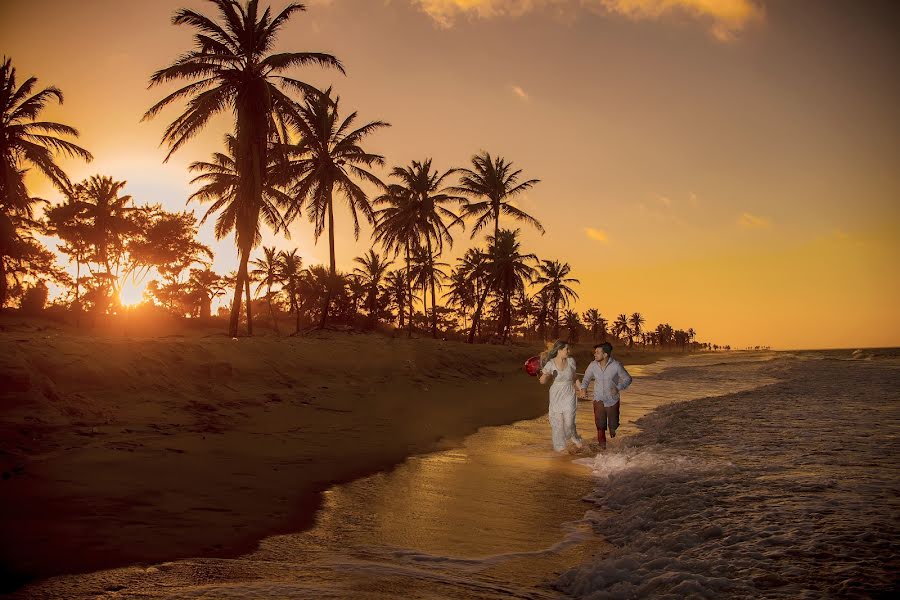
[0,316,668,591]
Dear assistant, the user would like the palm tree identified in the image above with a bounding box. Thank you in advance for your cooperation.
[277,249,304,333]
[444,263,476,332]
[144,0,343,336]
[375,159,464,338]
[629,312,645,347]
[582,308,607,343]
[1,57,92,308]
[383,269,407,330]
[451,151,543,241]
[535,260,579,339]
[562,309,582,343]
[485,229,536,343]
[250,245,282,334]
[187,267,225,318]
[283,89,388,327]
[67,176,140,309]
[352,249,392,329]
[613,314,631,345]
[188,134,292,334]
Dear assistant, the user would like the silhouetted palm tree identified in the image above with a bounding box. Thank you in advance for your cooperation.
[451,151,542,241]
[250,245,282,334]
[376,159,463,338]
[383,269,407,330]
[283,89,388,327]
[1,57,92,308]
[65,176,141,309]
[562,309,582,343]
[188,134,291,334]
[277,248,304,333]
[187,267,225,318]
[582,308,607,343]
[144,0,343,336]
[485,229,536,343]
[629,312,645,347]
[374,184,416,335]
[535,260,579,338]
[614,313,631,345]
[352,249,392,329]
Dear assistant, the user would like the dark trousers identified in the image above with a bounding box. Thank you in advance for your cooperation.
[592,400,620,437]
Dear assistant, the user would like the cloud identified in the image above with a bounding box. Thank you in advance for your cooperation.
[594,0,764,42]
[511,85,530,100]
[585,227,610,242]
[738,212,771,228]
[409,0,763,39]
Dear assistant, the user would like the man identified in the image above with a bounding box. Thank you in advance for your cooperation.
[579,342,632,449]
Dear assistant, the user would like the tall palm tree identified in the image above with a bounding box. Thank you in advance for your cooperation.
[485,229,536,343]
[352,249,392,329]
[1,57,92,308]
[144,0,343,336]
[373,184,417,336]
[188,134,291,334]
[629,312,645,347]
[283,89,388,327]
[376,159,464,338]
[250,245,282,334]
[614,314,632,345]
[535,260,579,339]
[278,248,304,333]
[451,151,542,241]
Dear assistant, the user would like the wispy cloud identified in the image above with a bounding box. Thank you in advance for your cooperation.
[511,84,530,100]
[585,227,610,242]
[738,212,771,228]
[409,0,763,39]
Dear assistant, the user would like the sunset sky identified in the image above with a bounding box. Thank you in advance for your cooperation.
[2,0,898,349]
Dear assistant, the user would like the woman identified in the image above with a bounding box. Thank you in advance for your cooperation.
[539,340,584,452]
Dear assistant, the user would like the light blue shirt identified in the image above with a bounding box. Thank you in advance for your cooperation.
[580,358,632,407]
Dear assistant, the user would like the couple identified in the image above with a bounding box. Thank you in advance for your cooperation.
[539,340,632,452]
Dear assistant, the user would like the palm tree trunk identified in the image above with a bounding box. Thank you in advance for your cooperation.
[74,256,81,328]
[320,186,336,328]
[426,236,437,338]
[467,285,491,344]
[244,273,253,336]
[0,255,6,311]
[405,242,413,338]
[228,251,248,337]
[267,285,279,335]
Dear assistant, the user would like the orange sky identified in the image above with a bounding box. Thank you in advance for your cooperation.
[2,0,899,349]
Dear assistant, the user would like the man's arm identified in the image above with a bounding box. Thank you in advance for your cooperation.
[616,362,633,391]
[581,363,595,390]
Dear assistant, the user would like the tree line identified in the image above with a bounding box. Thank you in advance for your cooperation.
[0,0,722,351]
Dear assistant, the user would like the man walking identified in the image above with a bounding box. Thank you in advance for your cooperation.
[579,342,632,449]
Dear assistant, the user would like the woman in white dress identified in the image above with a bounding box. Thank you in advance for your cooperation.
[539,340,584,452]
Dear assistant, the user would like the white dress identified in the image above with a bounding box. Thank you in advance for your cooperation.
[542,357,583,451]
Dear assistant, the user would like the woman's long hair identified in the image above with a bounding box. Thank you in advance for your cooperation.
[540,340,568,367]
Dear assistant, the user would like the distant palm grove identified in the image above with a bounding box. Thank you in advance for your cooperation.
[0,0,725,351]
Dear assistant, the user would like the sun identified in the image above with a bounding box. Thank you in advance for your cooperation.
[118,280,148,307]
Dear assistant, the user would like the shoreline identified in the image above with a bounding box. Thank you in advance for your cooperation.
[0,320,678,591]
